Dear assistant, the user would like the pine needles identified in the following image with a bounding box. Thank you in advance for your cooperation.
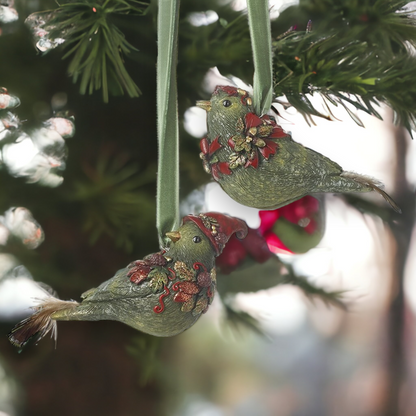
[272,0,416,134]
[29,0,149,102]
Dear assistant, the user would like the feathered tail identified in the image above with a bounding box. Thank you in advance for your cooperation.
[341,172,402,213]
[8,297,79,349]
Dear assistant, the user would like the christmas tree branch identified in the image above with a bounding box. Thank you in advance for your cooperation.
[272,1,416,134]
[246,0,273,115]
[25,0,148,102]
[156,0,180,247]
[282,267,347,311]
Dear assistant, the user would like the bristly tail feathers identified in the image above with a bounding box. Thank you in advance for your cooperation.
[8,297,79,349]
[341,172,402,213]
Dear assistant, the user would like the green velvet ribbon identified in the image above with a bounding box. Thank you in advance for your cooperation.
[156,0,181,247]
[246,0,273,116]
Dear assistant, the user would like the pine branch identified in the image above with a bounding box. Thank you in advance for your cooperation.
[126,335,162,386]
[273,0,416,134]
[298,0,416,51]
[67,151,156,252]
[282,265,347,310]
[26,0,149,102]
[341,194,400,222]
[222,304,266,338]
[178,11,251,87]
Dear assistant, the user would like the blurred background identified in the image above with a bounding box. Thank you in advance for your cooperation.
[0,0,415,415]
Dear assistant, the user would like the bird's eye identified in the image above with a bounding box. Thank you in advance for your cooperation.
[193,236,202,243]
[222,100,232,108]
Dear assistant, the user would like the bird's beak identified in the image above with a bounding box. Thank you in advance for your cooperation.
[165,231,181,243]
[196,100,211,112]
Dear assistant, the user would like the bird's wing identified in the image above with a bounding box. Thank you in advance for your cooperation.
[81,267,153,303]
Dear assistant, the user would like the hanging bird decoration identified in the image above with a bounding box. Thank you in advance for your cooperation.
[8,212,248,349]
[196,86,400,212]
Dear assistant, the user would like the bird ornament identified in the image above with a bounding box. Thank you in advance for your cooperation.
[8,212,248,349]
[196,86,400,212]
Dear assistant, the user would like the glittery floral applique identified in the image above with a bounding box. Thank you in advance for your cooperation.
[173,261,194,281]
[148,267,170,292]
[128,252,216,316]
[127,251,168,284]
[228,113,288,169]
[172,262,215,314]
[199,136,232,181]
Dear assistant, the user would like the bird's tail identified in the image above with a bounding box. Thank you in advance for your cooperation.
[341,172,401,213]
[8,295,79,349]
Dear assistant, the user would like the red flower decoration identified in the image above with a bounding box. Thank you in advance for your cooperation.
[216,197,321,272]
[228,113,288,170]
[197,271,212,288]
[278,196,319,234]
[259,196,320,254]
[128,261,151,284]
[173,281,200,303]
[211,162,232,181]
[200,136,232,181]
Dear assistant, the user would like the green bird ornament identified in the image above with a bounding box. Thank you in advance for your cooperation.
[196,86,400,212]
[8,212,248,349]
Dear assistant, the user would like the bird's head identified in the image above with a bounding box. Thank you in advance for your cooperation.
[196,86,253,137]
[165,212,248,268]
[166,222,214,266]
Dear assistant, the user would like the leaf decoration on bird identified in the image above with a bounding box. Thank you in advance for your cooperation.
[228,112,288,169]
[25,0,149,102]
[8,212,248,349]
[197,86,401,212]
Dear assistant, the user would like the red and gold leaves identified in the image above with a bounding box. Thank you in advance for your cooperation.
[173,281,200,304]
[211,161,232,181]
[236,117,245,133]
[193,297,209,316]
[143,252,168,267]
[181,297,196,313]
[197,271,211,288]
[245,112,263,129]
[200,136,209,154]
[228,112,288,170]
[209,137,222,154]
[200,136,232,181]
[171,262,216,315]
[128,251,169,285]
[176,281,200,296]
[200,136,222,155]
[174,261,194,281]
[128,261,151,285]
[210,268,217,283]
[128,254,216,316]
[244,151,259,169]
[258,139,279,160]
[269,126,288,139]
[148,267,170,292]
